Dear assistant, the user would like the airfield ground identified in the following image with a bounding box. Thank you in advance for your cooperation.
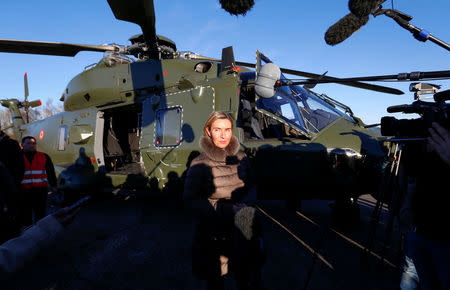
[4,193,402,290]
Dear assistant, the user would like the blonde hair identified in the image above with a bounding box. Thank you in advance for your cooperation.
[203,111,234,136]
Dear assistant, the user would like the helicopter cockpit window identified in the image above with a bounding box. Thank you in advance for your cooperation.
[256,89,306,129]
[255,52,353,135]
[57,125,68,151]
[155,107,182,147]
[290,84,344,133]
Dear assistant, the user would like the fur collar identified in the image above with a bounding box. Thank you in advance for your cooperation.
[199,136,240,162]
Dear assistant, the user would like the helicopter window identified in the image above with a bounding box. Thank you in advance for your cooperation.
[57,125,68,151]
[155,107,182,147]
[194,62,212,73]
[291,86,343,132]
[280,103,295,120]
[257,93,305,128]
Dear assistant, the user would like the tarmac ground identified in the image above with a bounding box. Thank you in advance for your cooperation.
[4,193,402,290]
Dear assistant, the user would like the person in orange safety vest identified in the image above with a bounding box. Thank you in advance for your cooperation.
[20,136,57,226]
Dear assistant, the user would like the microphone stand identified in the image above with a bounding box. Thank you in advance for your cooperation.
[374,9,450,51]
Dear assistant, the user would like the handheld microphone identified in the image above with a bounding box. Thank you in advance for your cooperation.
[324,13,369,45]
[348,0,386,18]
[219,0,255,16]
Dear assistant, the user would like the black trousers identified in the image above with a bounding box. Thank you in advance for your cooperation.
[21,188,48,226]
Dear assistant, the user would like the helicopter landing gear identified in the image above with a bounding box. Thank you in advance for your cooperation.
[329,196,361,230]
[285,195,302,212]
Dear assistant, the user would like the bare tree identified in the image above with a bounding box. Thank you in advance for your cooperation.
[41,98,63,118]
[24,98,63,122]
[1,98,63,134]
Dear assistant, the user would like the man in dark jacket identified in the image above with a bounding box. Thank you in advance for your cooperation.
[407,123,450,290]
[0,127,24,194]
[0,126,24,242]
[20,136,57,226]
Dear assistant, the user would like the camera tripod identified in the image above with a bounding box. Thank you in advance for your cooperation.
[361,142,405,268]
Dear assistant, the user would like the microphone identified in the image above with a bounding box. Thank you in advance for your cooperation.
[348,0,385,18]
[219,0,255,16]
[324,13,369,46]
[387,104,409,113]
[434,89,450,102]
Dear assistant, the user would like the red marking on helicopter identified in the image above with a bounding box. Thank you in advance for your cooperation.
[39,129,44,140]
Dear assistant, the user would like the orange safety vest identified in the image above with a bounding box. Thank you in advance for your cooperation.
[21,151,48,190]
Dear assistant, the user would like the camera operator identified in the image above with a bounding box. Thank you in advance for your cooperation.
[427,122,450,166]
[408,122,450,290]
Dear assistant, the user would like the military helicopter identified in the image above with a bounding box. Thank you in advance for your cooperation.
[1,0,438,207]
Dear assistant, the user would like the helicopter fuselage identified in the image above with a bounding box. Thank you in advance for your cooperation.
[3,54,385,200]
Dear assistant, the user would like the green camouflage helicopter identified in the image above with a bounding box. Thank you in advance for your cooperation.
[0,0,410,206]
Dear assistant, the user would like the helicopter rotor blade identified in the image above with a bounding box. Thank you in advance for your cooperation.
[0,39,117,57]
[107,0,158,58]
[292,70,450,84]
[24,73,29,100]
[235,61,404,95]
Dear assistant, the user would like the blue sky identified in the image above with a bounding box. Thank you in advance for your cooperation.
[1,0,449,125]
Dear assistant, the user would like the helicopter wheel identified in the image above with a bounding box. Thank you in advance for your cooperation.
[329,196,361,230]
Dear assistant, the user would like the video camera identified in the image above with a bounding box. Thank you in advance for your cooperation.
[381,83,450,138]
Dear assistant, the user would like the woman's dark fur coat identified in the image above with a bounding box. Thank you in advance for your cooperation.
[183,135,251,209]
[183,135,253,279]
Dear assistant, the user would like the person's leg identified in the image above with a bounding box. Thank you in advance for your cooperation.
[235,266,262,290]
[409,231,440,290]
[400,255,420,290]
[400,232,420,290]
[430,241,450,290]
[33,189,48,221]
[20,190,33,227]
[206,276,224,290]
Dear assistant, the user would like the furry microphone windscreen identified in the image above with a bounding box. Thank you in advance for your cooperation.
[348,0,383,18]
[219,0,255,16]
[324,13,369,45]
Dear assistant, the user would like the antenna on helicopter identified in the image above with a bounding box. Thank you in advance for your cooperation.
[24,72,29,123]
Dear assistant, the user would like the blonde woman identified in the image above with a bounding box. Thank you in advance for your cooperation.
[184,111,263,290]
